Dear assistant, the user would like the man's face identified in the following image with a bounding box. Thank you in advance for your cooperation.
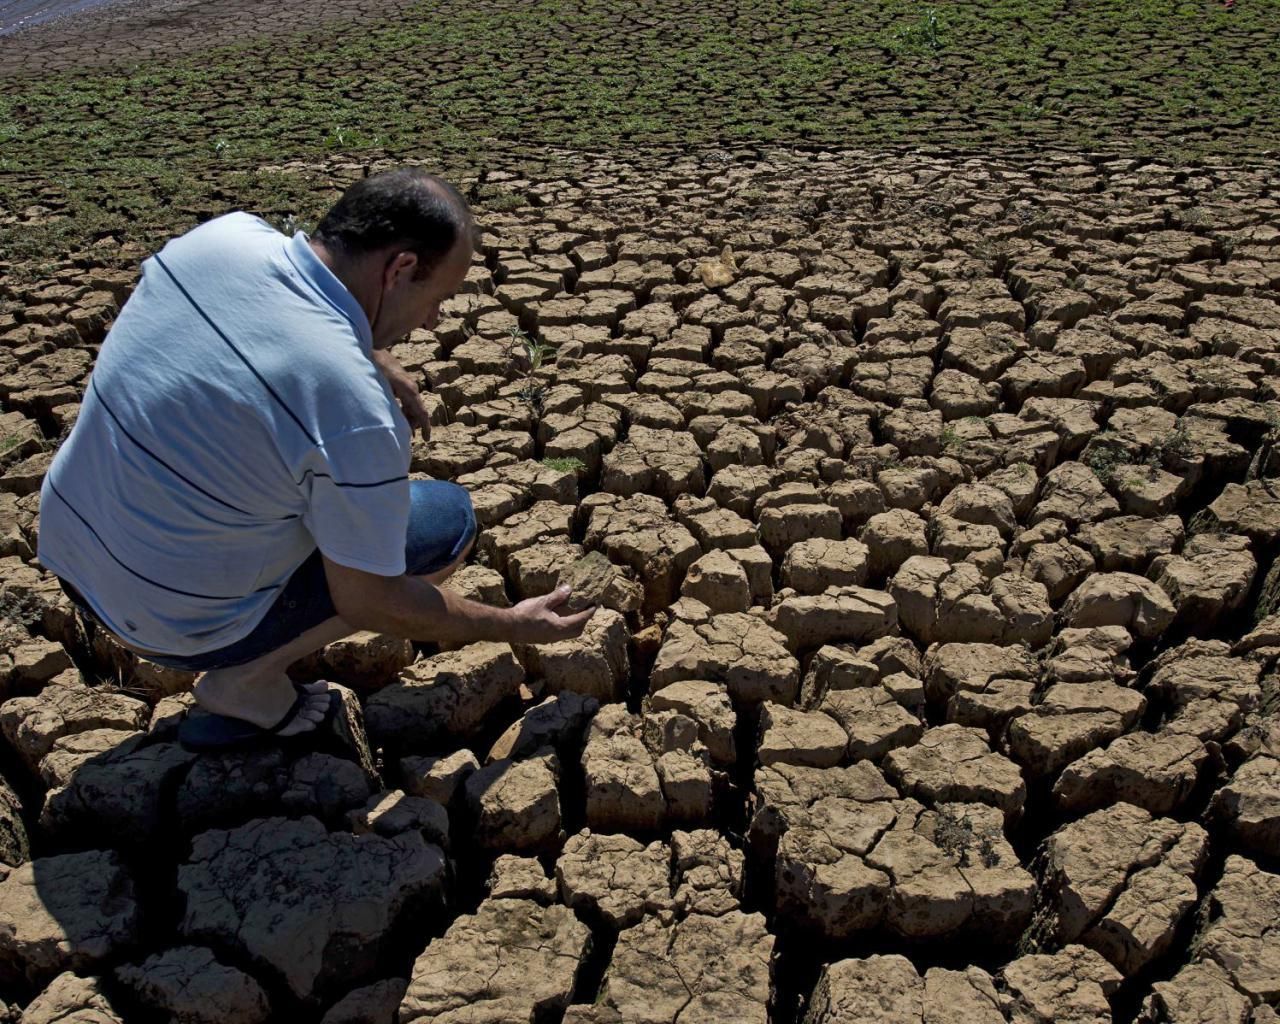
[372,239,473,347]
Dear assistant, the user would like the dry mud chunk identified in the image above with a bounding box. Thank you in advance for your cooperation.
[20,971,124,1024]
[517,609,629,702]
[0,686,148,773]
[0,850,139,987]
[708,464,780,518]
[39,735,196,843]
[114,946,270,1024]
[1148,644,1261,711]
[646,681,736,766]
[782,538,870,594]
[999,945,1121,1024]
[555,830,672,928]
[758,702,849,768]
[883,725,1026,821]
[1076,515,1184,573]
[768,587,897,652]
[176,749,375,834]
[465,751,561,852]
[1212,752,1280,858]
[583,494,701,612]
[819,686,923,762]
[179,817,446,1003]
[758,501,842,557]
[672,829,744,916]
[923,642,1038,705]
[1005,681,1145,779]
[1031,463,1120,527]
[1197,854,1280,1004]
[802,955,1005,1024]
[555,550,642,614]
[681,549,751,613]
[581,704,665,832]
[591,910,773,1024]
[398,899,589,1024]
[674,493,757,551]
[891,558,1050,647]
[321,979,409,1024]
[651,614,799,705]
[942,324,1027,381]
[488,854,556,903]
[364,643,523,751]
[1054,729,1207,815]
[1043,803,1207,975]
[1195,481,1280,546]
[487,692,599,763]
[1137,959,1254,1024]
[0,771,27,868]
[601,426,705,502]
[302,631,415,694]
[1061,572,1177,639]
[475,501,573,572]
[1149,532,1256,626]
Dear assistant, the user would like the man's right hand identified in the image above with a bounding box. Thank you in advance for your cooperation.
[507,584,597,643]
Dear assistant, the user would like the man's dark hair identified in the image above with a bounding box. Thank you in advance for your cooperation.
[314,167,474,278]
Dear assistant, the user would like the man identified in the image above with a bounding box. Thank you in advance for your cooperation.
[37,167,594,750]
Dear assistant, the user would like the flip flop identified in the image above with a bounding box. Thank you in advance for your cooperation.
[177,682,339,753]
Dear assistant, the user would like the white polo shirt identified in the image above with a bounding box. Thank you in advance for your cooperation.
[38,212,412,656]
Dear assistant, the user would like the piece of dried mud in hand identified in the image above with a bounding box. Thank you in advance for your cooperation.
[557,552,614,613]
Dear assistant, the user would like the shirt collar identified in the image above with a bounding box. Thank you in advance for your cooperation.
[285,229,373,352]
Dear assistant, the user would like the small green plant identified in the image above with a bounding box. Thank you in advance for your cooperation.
[541,456,586,474]
[1084,443,1127,484]
[506,326,556,417]
[893,6,945,54]
[932,808,976,866]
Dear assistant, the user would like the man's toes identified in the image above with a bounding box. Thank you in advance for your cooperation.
[279,692,332,736]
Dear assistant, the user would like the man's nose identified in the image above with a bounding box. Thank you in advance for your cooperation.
[421,306,439,330]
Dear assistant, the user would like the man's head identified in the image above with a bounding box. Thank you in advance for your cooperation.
[313,167,475,345]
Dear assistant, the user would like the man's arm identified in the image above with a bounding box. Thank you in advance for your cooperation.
[322,555,594,644]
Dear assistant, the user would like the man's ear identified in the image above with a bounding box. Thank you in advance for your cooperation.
[384,249,419,289]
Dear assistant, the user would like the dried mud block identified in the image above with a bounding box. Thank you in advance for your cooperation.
[114,946,271,1024]
[175,749,375,834]
[817,686,923,762]
[1060,572,1177,639]
[758,501,842,558]
[476,501,573,573]
[1042,803,1208,976]
[464,750,562,853]
[0,685,148,773]
[1211,751,1280,859]
[320,978,409,1024]
[581,705,665,833]
[681,549,751,613]
[650,613,799,706]
[775,796,1031,941]
[923,642,1039,706]
[488,854,557,904]
[883,725,1026,822]
[601,426,705,502]
[671,829,743,917]
[301,631,415,694]
[38,734,196,844]
[758,703,849,768]
[346,790,450,849]
[487,691,600,763]
[890,558,1051,647]
[446,564,511,608]
[802,955,1005,1024]
[1076,515,1184,574]
[645,680,736,767]
[1031,463,1120,527]
[5,638,72,693]
[364,642,523,752]
[517,609,629,702]
[555,830,673,928]
[19,971,124,1024]
[0,771,25,869]
[1195,854,1280,1005]
[1148,641,1262,713]
[1149,532,1256,628]
[583,493,701,612]
[673,493,758,551]
[1194,480,1280,546]
[398,899,590,1024]
[999,945,1121,1024]
[555,550,642,615]
[400,749,478,806]
[1054,729,1208,816]
[1136,959,1255,1024]
[1005,681,1146,780]
[179,816,445,1003]
[0,849,139,987]
[590,911,773,1024]
[768,587,898,652]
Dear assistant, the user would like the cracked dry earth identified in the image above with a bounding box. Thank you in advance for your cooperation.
[2,145,1280,1023]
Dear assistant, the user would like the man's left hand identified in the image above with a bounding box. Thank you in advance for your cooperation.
[372,349,432,442]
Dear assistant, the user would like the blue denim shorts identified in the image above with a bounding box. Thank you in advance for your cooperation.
[63,479,476,673]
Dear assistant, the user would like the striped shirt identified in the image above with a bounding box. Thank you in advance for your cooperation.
[38,212,412,656]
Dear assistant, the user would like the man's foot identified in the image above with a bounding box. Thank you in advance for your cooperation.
[194,671,333,737]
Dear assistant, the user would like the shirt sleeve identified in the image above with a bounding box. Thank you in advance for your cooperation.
[297,425,411,576]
